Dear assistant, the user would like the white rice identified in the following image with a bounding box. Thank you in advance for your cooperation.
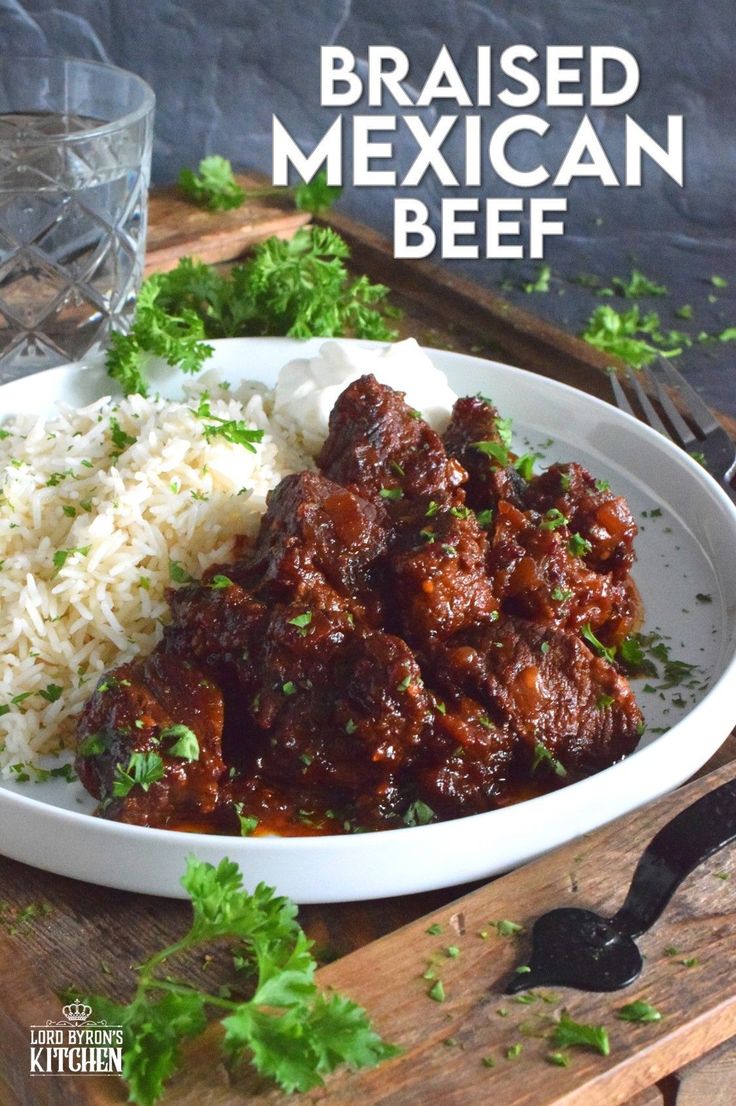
[0,373,311,774]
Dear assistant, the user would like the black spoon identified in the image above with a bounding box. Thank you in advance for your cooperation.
[505,777,736,994]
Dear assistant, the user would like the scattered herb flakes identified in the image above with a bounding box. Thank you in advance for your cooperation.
[609,269,668,298]
[78,732,106,757]
[397,674,412,692]
[675,304,693,319]
[426,923,443,936]
[53,545,91,571]
[38,683,63,703]
[233,803,259,836]
[287,611,313,635]
[680,957,699,968]
[109,416,137,453]
[428,979,445,1002]
[615,1000,662,1024]
[445,945,460,959]
[596,693,614,711]
[475,508,493,528]
[550,586,573,603]
[718,327,736,342]
[403,799,436,827]
[472,439,511,467]
[580,305,681,369]
[515,965,532,974]
[505,1043,523,1060]
[379,486,403,501]
[112,751,165,798]
[580,623,616,664]
[695,592,713,604]
[714,871,730,881]
[195,393,264,452]
[161,724,200,762]
[710,275,728,288]
[547,1051,571,1067]
[493,919,524,938]
[540,507,568,531]
[481,1055,496,1068]
[551,1013,610,1056]
[532,742,567,777]
[168,560,194,584]
[568,532,592,557]
[523,264,552,293]
[209,574,233,589]
[281,681,297,697]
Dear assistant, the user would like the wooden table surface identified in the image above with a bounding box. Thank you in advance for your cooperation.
[1,177,734,1105]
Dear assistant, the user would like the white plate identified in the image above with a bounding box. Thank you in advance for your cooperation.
[2,338,736,903]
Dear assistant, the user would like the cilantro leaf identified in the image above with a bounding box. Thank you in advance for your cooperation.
[178,156,246,211]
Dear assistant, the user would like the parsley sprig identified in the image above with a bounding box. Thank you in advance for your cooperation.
[581,305,683,369]
[106,227,397,396]
[178,156,246,211]
[194,393,264,452]
[86,857,398,1104]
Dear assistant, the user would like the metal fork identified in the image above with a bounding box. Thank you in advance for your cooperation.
[610,358,736,504]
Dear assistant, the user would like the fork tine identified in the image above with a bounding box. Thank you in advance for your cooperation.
[652,357,721,436]
[648,371,697,448]
[628,369,672,438]
[609,370,635,417]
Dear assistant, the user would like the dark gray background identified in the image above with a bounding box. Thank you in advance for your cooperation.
[2,0,734,417]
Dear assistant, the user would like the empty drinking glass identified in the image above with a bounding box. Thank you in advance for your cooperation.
[0,57,155,378]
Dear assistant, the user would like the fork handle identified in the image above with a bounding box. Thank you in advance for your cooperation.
[610,777,736,939]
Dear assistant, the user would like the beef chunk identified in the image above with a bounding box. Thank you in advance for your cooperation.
[443,395,528,511]
[318,374,465,504]
[486,499,636,642]
[389,503,499,648]
[432,616,643,775]
[245,618,433,824]
[234,471,389,620]
[413,694,517,818]
[75,653,226,827]
[525,463,637,577]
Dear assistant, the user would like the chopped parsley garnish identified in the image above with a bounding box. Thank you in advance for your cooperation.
[494,415,514,448]
[568,532,592,557]
[506,1043,523,1060]
[547,1051,571,1067]
[38,683,63,703]
[596,693,614,710]
[397,674,412,692]
[403,799,436,826]
[532,742,567,777]
[523,263,551,293]
[514,453,539,480]
[233,803,259,836]
[711,275,728,288]
[161,724,200,762]
[52,545,91,571]
[287,611,312,635]
[615,1000,662,1023]
[425,500,440,517]
[344,718,357,735]
[112,752,165,798]
[551,1012,610,1056]
[551,587,573,602]
[169,560,194,584]
[209,574,233,589]
[493,919,523,938]
[580,623,616,664]
[607,269,668,298]
[426,923,443,936]
[281,681,297,697]
[541,508,568,531]
[77,732,106,757]
[109,417,137,453]
[379,486,403,501]
[581,305,682,369]
[428,980,445,1002]
[475,508,493,528]
[84,856,397,1100]
[472,440,510,467]
[195,393,264,452]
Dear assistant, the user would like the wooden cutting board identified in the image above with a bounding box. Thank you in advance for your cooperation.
[3,757,733,1106]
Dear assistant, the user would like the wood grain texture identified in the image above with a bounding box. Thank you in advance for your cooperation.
[672,1035,736,1105]
[144,179,310,273]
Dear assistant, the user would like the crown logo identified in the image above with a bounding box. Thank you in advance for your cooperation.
[62,999,92,1024]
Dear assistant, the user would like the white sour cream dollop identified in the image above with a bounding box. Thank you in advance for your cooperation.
[273,338,458,456]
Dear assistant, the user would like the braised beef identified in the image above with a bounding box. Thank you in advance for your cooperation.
[76,373,646,835]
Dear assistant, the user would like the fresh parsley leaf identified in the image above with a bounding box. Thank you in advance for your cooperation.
[109,417,136,453]
[53,545,90,571]
[493,919,523,937]
[38,683,63,703]
[85,858,398,1103]
[194,392,264,452]
[178,156,246,211]
[718,327,736,342]
[294,170,342,214]
[379,487,403,501]
[472,440,510,467]
[288,611,313,634]
[161,725,200,762]
[209,574,233,589]
[541,507,568,531]
[711,275,728,288]
[112,752,165,798]
[77,732,106,757]
[551,1012,610,1055]
[568,532,592,557]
